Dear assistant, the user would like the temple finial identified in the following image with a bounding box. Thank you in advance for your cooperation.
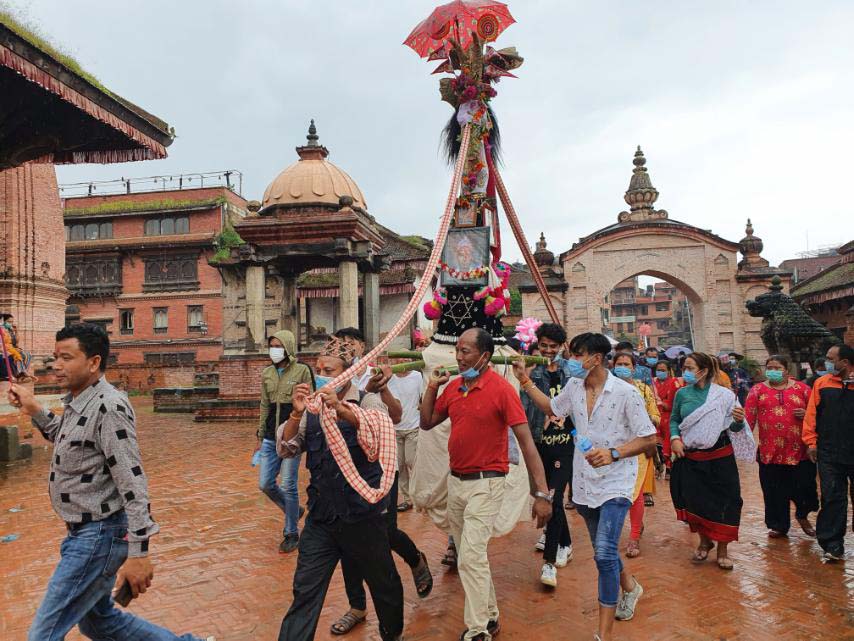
[306,119,319,147]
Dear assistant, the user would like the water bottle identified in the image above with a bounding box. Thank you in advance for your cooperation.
[571,429,608,476]
[251,449,261,468]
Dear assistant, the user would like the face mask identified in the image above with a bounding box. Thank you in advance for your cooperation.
[766,370,785,384]
[460,354,487,380]
[269,347,286,363]
[825,360,838,375]
[613,366,632,380]
[655,371,668,380]
[646,357,658,366]
[567,358,590,380]
[683,371,698,386]
[552,355,567,366]
[315,375,346,394]
[815,369,827,377]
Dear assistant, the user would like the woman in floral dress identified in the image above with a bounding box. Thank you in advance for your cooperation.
[744,354,818,538]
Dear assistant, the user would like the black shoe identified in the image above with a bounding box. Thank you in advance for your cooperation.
[459,620,498,641]
[279,533,299,553]
[459,633,487,641]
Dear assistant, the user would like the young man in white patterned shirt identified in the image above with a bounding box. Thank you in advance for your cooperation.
[514,332,656,641]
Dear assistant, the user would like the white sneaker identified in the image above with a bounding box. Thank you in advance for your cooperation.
[534,532,546,552]
[555,544,572,567]
[206,637,217,641]
[540,562,557,587]
[615,577,643,621]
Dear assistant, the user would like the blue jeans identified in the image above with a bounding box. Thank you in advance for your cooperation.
[576,497,632,607]
[259,438,301,536]
[29,511,204,641]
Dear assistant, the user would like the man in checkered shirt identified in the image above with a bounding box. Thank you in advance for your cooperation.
[9,323,212,641]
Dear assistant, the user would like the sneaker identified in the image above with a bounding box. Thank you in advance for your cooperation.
[534,532,546,552]
[555,544,572,568]
[279,533,299,553]
[822,549,844,563]
[540,563,557,587]
[615,577,643,621]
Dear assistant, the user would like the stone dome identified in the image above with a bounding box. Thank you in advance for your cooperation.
[261,121,367,211]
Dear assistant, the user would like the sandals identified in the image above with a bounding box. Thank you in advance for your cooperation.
[717,556,734,570]
[330,610,366,635]
[768,530,787,539]
[626,539,641,558]
[397,502,413,512]
[459,619,499,641]
[411,551,433,598]
[644,493,654,507]
[797,518,816,538]
[441,543,457,568]
[691,544,713,563]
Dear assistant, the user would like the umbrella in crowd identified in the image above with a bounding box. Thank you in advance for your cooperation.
[664,345,693,359]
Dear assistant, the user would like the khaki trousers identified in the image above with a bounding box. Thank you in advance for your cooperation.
[447,474,505,640]
[396,428,419,503]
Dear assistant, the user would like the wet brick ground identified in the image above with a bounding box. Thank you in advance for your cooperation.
[1,398,852,641]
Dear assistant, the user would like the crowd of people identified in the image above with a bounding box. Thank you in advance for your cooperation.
[6,320,853,641]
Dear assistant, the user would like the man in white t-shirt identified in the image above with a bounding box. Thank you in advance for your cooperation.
[513,332,656,641]
[388,368,422,511]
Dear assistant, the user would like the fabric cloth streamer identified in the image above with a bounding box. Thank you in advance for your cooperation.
[315,124,473,393]
[492,163,561,324]
[304,395,398,504]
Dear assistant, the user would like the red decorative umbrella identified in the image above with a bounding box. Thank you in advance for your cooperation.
[404,0,515,58]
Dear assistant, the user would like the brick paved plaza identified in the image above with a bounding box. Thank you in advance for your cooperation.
[1,398,852,641]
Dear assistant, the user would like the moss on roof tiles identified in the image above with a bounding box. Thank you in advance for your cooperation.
[791,262,854,297]
[64,196,226,218]
[0,8,111,96]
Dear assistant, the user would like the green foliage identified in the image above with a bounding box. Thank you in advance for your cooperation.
[209,225,245,264]
[64,196,226,218]
[508,288,523,315]
[0,6,110,95]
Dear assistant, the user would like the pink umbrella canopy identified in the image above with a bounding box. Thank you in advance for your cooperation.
[403,0,515,58]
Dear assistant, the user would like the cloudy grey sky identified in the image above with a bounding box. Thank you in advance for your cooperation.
[11,0,854,267]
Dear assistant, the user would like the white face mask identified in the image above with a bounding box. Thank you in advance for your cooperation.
[269,347,286,363]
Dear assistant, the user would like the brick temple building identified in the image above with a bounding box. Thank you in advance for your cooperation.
[791,240,854,344]
[62,177,248,369]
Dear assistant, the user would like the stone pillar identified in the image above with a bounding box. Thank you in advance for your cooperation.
[281,275,298,338]
[245,265,266,349]
[364,271,380,348]
[0,164,68,361]
[338,261,359,330]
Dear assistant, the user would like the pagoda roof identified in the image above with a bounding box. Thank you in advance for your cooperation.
[0,16,174,168]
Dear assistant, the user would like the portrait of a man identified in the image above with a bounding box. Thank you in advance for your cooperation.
[441,226,490,287]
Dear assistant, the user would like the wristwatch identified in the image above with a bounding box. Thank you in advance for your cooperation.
[532,490,552,502]
[609,448,621,462]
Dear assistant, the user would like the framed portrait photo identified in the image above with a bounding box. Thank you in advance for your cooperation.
[440,226,491,287]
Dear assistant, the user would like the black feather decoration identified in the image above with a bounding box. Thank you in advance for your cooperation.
[441,105,501,167]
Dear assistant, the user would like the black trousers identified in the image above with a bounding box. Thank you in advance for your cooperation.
[758,460,819,533]
[343,473,420,610]
[278,514,404,641]
[538,447,573,564]
[816,459,854,554]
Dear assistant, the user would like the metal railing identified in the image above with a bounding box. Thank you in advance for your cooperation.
[59,170,244,198]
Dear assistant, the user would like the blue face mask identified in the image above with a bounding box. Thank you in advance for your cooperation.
[552,355,567,367]
[613,366,632,380]
[460,354,487,380]
[646,357,658,366]
[683,370,698,386]
[815,369,827,377]
[315,375,346,393]
[766,370,785,383]
[825,360,837,375]
[655,371,668,380]
[566,358,590,380]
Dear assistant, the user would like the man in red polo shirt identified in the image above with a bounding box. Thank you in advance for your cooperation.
[421,328,551,641]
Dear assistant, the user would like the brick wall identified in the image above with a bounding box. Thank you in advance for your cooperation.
[0,164,68,358]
